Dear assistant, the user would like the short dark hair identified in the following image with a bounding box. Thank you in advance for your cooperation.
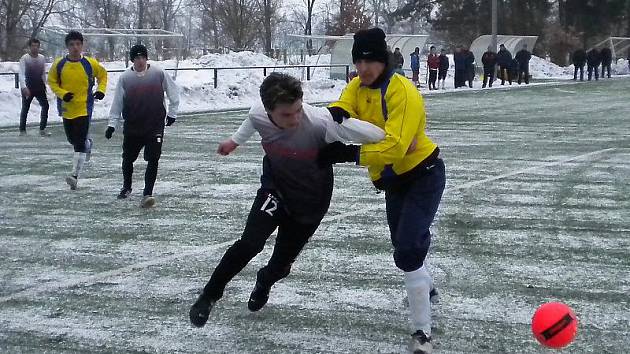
[65,31,84,45]
[430,46,436,50]
[27,38,40,46]
[260,73,303,111]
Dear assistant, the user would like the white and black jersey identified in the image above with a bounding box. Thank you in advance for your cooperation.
[232,102,385,224]
[109,64,180,136]
[19,53,47,94]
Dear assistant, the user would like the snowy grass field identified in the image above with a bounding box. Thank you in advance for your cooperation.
[1,78,629,353]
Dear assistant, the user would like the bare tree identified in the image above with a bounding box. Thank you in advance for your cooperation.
[0,0,33,59]
[255,0,280,55]
[199,0,220,49]
[92,0,122,59]
[215,0,259,50]
[27,0,63,39]
[303,0,315,51]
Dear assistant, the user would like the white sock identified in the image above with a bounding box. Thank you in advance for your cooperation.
[72,152,86,177]
[404,265,432,336]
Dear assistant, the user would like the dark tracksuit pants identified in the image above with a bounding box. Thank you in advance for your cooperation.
[601,64,611,78]
[499,65,512,85]
[518,66,530,84]
[588,64,600,81]
[384,158,445,272]
[122,133,163,196]
[574,65,585,81]
[428,69,438,90]
[20,91,49,132]
[202,188,319,301]
[454,70,466,88]
[63,116,90,153]
[483,66,495,88]
[438,70,447,82]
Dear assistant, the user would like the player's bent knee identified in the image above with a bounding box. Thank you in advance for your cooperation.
[234,238,265,257]
[394,248,428,272]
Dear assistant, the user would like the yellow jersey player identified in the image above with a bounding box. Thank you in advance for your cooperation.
[48,31,107,190]
[319,28,445,354]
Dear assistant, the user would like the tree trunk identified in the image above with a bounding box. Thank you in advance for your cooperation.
[137,0,145,44]
[263,0,273,55]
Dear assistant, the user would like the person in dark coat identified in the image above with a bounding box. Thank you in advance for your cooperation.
[587,48,601,81]
[481,46,497,88]
[496,44,513,85]
[515,44,532,85]
[453,46,468,88]
[600,47,612,79]
[464,48,475,88]
[572,49,587,81]
[393,47,405,74]
[438,48,449,90]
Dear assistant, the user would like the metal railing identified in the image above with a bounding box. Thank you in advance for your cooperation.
[1,64,352,89]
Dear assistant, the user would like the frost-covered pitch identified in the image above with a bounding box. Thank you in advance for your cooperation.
[1,78,629,353]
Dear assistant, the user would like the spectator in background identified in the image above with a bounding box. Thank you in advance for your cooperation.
[515,44,532,85]
[600,47,612,79]
[587,48,601,81]
[394,47,405,75]
[427,46,440,90]
[453,46,466,88]
[481,46,497,88]
[572,49,587,81]
[497,44,513,85]
[410,47,421,87]
[464,47,475,88]
[438,48,449,90]
[19,38,50,137]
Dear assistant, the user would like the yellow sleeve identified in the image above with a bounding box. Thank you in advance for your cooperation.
[47,58,69,99]
[91,58,108,93]
[329,78,360,117]
[358,81,423,167]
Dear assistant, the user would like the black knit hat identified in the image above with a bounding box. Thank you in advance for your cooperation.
[130,44,148,61]
[352,28,388,64]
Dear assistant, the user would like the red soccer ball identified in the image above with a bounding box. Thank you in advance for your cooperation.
[531,302,578,349]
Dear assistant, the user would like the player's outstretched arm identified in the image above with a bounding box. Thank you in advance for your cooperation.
[217,139,239,155]
[217,116,256,155]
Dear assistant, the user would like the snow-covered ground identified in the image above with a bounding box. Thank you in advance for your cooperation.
[1,51,629,128]
[1,78,629,352]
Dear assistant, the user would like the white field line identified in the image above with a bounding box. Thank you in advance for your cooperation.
[0,147,616,303]
[0,240,234,303]
[321,147,617,223]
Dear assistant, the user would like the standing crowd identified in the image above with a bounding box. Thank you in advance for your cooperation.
[571,47,614,81]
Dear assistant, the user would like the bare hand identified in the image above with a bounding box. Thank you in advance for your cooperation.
[21,88,30,98]
[406,137,418,155]
[217,139,238,156]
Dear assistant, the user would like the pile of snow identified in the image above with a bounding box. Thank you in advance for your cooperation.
[0,52,345,128]
[613,58,630,75]
[0,51,627,128]
[528,56,572,79]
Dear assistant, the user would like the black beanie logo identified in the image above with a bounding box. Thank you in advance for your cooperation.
[352,28,388,64]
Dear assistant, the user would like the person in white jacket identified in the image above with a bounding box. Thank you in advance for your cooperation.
[189,72,385,328]
[106,44,180,208]
[19,38,49,136]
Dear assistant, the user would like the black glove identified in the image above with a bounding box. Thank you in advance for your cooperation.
[317,141,360,167]
[62,92,74,102]
[166,116,176,126]
[93,91,105,100]
[105,126,115,139]
[327,106,350,124]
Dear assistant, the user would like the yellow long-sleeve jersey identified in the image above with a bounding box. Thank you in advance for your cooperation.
[48,56,107,119]
[330,72,438,186]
